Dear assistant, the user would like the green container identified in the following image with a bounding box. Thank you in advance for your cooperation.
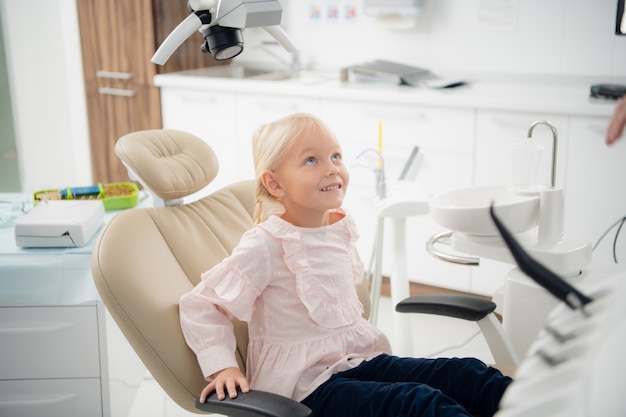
[34,182,140,211]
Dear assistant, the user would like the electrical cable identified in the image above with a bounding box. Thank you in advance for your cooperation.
[613,217,626,263]
[424,329,482,358]
[592,215,626,263]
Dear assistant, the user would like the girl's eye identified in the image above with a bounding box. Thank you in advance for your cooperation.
[331,153,342,161]
[305,157,317,165]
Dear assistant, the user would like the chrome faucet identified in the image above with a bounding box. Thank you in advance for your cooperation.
[528,120,558,188]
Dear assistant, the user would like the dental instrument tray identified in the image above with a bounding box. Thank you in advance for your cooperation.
[33,182,139,211]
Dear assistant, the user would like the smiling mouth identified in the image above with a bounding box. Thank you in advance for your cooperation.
[321,184,341,192]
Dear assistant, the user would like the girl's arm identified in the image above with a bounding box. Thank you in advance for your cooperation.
[179,290,242,380]
[179,228,272,389]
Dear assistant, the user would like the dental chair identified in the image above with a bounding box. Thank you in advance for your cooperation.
[91,129,517,416]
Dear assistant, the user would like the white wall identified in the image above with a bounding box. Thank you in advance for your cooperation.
[1,0,91,194]
[2,0,625,193]
[278,0,626,76]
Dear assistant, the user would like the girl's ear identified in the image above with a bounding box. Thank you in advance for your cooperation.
[261,170,284,198]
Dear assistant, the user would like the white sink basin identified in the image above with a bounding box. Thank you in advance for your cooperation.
[429,186,540,236]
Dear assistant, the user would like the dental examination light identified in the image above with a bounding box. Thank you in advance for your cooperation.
[152,0,298,64]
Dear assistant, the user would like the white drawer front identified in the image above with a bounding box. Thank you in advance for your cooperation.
[0,306,101,379]
[0,378,103,417]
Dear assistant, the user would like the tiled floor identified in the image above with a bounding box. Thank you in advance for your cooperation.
[121,295,493,417]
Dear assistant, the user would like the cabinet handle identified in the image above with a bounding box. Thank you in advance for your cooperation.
[425,230,480,265]
[98,87,136,97]
[96,70,133,80]
[0,321,73,335]
[0,393,77,407]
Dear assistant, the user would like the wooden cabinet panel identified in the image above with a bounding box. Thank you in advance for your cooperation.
[77,0,223,183]
[77,0,157,85]
[84,81,161,182]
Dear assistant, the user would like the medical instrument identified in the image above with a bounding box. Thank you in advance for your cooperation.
[398,145,420,181]
[489,202,626,417]
[151,0,297,65]
[489,204,593,310]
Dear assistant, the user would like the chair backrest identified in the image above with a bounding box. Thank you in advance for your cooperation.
[91,130,370,413]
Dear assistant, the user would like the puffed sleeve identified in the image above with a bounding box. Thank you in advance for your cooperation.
[179,228,272,380]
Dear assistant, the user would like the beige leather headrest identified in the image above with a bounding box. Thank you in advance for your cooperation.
[115,129,218,201]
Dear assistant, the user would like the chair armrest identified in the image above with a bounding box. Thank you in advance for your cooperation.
[395,294,496,321]
[195,390,312,417]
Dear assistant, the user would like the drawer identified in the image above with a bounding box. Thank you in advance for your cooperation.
[0,378,103,417]
[0,305,101,379]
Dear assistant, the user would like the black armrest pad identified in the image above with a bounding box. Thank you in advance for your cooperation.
[395,294,496,321]
[195,390,312,417]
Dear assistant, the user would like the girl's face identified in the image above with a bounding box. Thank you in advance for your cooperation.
[264,126,349,227]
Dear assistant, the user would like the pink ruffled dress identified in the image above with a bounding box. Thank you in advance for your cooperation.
[179,210,392,401]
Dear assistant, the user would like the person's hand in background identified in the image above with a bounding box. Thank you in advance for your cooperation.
[607,97,626,145]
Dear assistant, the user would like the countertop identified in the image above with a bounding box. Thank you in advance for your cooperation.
[154,66,626,117]
[0,192,152,306]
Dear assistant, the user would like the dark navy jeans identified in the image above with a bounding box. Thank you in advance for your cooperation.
[301,354,512,417]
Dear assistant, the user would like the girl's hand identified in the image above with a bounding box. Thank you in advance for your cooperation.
[200,367,250,402]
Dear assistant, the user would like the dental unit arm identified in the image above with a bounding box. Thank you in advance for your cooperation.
[151,0,297,65]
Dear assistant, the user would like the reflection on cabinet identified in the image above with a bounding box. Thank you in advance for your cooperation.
[76,0,224,183]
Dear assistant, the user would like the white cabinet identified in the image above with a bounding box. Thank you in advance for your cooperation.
[236,94,320,182]
[0,199,149,417]
[0,303,109,417]
[319,101,476,292]
[474,110,570,189]
[160,88,239,192]
[564,115,626,263]
[159,88,320,190]
[156,75,617,296]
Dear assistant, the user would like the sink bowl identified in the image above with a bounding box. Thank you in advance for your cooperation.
[179,65,295,81]
[174,65,338,85]
[429,186,540,236]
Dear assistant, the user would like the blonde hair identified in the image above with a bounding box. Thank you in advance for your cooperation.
[252,113,335,223]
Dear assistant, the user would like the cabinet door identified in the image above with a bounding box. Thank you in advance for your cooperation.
[84,82,162,182]
[77,0,157,86]
[319,101,475,292]
[0,306,101,379]
[77,0,220,184]
[235,94,321,182]
[565,116,626,262]
[475,111,570,189]
[0,379,103,417]
[160,88,238,193]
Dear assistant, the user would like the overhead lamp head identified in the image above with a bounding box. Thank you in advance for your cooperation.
[151,0,297,66]
[201,25,244,61]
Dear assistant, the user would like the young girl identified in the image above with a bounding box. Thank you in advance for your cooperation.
[179,113,512,417]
